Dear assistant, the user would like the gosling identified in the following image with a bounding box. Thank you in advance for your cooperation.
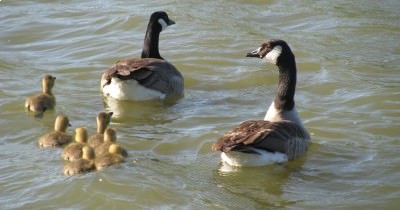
[95,144,127,170]
[62,127,88,161]
[25,75,56,118]
[63,146,95,176]
[38,114,72,148]
[94,127,117,157]
[88,112,113,148]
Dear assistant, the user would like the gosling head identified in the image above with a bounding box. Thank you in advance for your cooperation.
[104,128,117,143]
[54,114,71,132]
[82,146,95,160]
[97,112,113,133]
[246,39,294,66]
[108,144,124,156]
[75,127,88,144]
[42,74,56,94]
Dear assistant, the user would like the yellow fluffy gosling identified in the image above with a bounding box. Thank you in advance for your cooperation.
[38,114,72,148]
[63,146,95,176]
[95,144,127,170]
[62,127,88,161]
[25,75,56,118]
[88,112,113,147]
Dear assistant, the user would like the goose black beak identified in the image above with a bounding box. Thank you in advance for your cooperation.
[168,19,175,26]
[246,48,260,58]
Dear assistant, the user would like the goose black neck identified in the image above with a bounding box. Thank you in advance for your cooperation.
[141,22,163,59]
[274,55,297,111]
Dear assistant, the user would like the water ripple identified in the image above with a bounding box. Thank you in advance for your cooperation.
[1,0,399,209]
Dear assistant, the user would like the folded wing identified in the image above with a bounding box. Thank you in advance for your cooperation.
[212,120,310,160]
[101,58,183,96]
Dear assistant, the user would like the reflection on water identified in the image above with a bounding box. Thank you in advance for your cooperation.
[1,0,400,209]
[213,157,308,208]
[102,96,176,122]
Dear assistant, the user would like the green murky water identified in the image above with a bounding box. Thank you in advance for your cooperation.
[1,0,399,209]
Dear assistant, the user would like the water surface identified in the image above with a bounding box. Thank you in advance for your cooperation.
[1,0,399,209]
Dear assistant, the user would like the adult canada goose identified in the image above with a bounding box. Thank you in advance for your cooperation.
[63,146,95,176]
[38,114,72,148]
[88,112,113,148]
[101,11,184,101]
[61,127,88,161]
[95,144,127,170]
[25,75,56,118]
[212,39,310,166]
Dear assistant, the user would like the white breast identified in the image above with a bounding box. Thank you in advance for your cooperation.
[102,77,165,101]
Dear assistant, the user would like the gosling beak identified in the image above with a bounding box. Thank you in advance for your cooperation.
[108,112,114,117]
[246,47,261,58]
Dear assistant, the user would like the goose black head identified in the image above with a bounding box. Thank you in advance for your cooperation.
[150,11,175,32]
[246,39,294,66]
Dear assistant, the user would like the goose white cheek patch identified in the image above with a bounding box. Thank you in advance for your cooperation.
[263,45,282,65]
[252,47,262,55]
[158,18,168,31]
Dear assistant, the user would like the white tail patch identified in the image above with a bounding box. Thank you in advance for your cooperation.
[263,45,282,65]
[158,18,168,31]
[102,77,164,101]
[221,150,288,167]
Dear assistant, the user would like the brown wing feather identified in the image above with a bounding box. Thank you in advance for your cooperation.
[212,120,310,159]
[101,58,159,87]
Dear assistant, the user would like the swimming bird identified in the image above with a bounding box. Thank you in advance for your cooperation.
[101,11,184,101]
[88,112,113,148]
[25,75,56,118]
[38,114,72,148]
[212,39,311,166]
[94,127,117,156]
[63,146,95,176]
[61,127,88,161]
[95,144,127,170]
[94,127,127,157]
